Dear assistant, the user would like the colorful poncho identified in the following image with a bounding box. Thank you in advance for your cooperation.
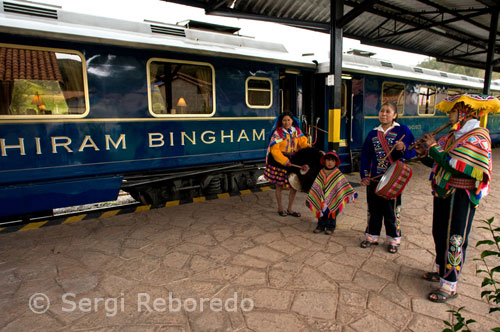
[430,126,491,206]
[306,168,357,219]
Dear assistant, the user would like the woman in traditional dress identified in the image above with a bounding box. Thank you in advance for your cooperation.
[415,94,498,303]
[264,111,309,217]
[359,101,416,253]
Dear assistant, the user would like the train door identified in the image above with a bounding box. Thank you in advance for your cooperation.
[279,69,303,120]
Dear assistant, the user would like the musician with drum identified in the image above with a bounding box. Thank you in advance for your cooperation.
[359,101,416,254]
[414,94,498,303]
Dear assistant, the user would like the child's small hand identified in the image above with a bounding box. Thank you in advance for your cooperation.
[360,178,370,186]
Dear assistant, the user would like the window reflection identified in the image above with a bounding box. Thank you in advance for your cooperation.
[0,46,86,116]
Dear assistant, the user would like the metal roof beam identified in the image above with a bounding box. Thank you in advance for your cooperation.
[344,0,488,51]
[417,0,499,36]
[336,0,379,28]
[204,8,330,31]
[371,10,489,41]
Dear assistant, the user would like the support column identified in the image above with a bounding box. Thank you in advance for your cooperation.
[483,7,499,95]
[327,0,343,152]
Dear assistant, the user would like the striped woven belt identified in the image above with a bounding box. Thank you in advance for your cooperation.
[448,177,476,189]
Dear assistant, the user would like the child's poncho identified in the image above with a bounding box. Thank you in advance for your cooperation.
[306,168,357,219]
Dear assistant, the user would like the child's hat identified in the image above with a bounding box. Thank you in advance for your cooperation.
[320,151,340,166]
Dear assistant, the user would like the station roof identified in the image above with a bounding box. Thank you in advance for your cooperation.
[161,0,500,72]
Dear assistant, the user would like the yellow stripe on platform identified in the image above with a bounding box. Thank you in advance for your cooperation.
[100,210,119,218]
[20,221,48,231]
[135,205,151,212]
[63,214,86,224]
[217,193,230,199]
[193,196,206,203]
[240,189,252,195]
[0,227,4,232]
[165,200,180,207]
[259,186,272,191]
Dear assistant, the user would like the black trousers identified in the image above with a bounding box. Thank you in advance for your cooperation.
[365,182,402,242]
[317,214,336,231]
[432,188,476,289]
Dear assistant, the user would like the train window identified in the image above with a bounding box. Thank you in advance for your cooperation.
[148,59,215,117]
[0,45,88,118]
[418,86,436,115]
[246,77,272,108]
[381,82,405,115]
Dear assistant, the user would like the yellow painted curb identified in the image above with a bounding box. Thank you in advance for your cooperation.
[63,214,86,224]
[20,221,48,231]
[193,197,206,203]
[135,205,151,212]
[100,210,119,218]
[165,200,180,207]
[217,193,230,199]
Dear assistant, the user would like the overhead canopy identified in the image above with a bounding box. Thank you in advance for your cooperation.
[161,0,500,72]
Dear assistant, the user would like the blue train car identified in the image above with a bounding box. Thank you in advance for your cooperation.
[1,1,499,219]
[0,1,316,218]
[314,54,500,167]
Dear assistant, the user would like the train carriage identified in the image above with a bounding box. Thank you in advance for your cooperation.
[1,0,499,219]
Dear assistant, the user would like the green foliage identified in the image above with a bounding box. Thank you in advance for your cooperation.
[418,58,500,80]
[443,307,475,332]
[442,217,500,331]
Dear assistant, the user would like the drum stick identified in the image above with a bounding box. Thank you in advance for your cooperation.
[380,134,405,163]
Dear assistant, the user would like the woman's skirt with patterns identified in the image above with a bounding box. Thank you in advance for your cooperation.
[264,154,290,188]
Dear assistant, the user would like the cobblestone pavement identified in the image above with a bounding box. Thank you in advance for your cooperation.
[1,152,500,332]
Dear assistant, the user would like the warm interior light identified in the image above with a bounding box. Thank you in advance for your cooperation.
[177,97,187,107]
[31,92,44,106]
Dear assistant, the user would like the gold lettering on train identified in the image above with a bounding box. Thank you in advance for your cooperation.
[201,131,216,144]
[253,129,265,141]
[149,133,164,147]
[35,137,42,155]
[52,136,73,153]
[105,134,126,150]
[181,131,196,145]
[78,136,100,152]
[0,138,26,156]
[221,130,233,143]
[237,130,249,142]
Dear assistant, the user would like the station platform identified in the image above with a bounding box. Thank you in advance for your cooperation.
[1,152,499,331]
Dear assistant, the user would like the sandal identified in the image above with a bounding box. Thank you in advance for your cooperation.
[286,210,301,217]
[387,245,399,254]
[360,240,378,248]
[423,271,440,282]
[278,210,287,217]
[324,229,334,235]
[428,289,458,303]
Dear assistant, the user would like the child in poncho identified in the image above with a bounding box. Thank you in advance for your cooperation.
[306,151,357,235]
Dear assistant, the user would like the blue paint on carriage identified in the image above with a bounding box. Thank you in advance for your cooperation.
[0,176,123,217]
[0,36,289,217]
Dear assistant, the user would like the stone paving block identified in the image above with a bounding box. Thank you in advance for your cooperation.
[367,293,412,329]
[245,311,309,332]
[266,239,302,255]
[290,266,337,291]
[411,298,452,320]
[268,268,294,288]
[230,254,269,269]
[407,313,447,331]
[246,288,293,310]
[361,256,399,281]
[243,245,285,262]
[338,287,367,307]
[352,270,388,292]
[292,290,337,319]
[318,261,355,282]
[349,312,398,332]
[233,269,267,286]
